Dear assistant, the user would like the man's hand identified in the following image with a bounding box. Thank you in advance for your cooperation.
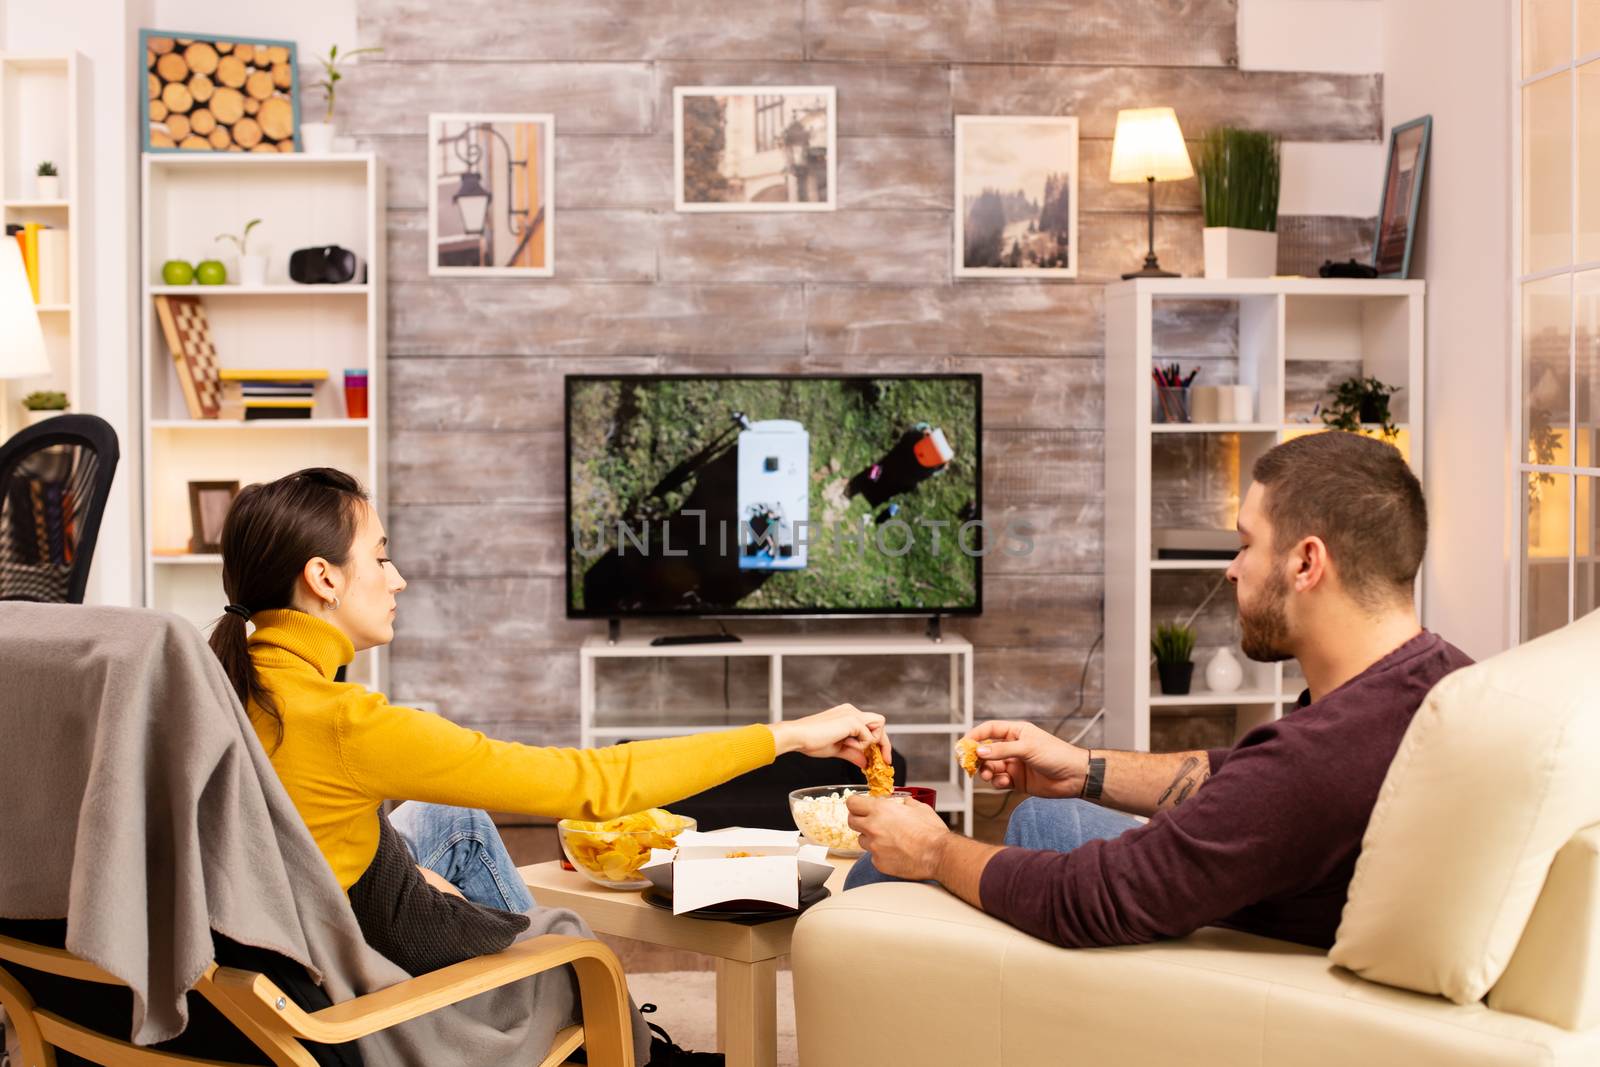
[964,720,1090,799]
[846,794,951,881]
[771,703,891,769]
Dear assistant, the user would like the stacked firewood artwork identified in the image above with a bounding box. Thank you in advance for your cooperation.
[146,35,298,152]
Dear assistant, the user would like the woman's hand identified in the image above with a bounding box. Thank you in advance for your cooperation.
[770,703,890,769]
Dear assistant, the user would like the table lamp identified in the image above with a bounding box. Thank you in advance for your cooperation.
[1109,107,1194,279]
[0,240,50,440]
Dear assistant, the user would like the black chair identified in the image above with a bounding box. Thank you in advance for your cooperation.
[0,414,119,603]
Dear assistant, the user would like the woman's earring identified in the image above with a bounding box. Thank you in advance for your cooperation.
[329,596,341,612]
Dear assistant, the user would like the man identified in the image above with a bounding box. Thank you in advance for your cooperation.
[845,431,1472,949]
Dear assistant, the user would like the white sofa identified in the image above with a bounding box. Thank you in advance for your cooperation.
[793,610,1600,1065]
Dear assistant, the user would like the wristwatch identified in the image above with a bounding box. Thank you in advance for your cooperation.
[1083,751,1107,801]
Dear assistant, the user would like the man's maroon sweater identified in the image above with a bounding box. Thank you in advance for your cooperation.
[978,631,1473,949]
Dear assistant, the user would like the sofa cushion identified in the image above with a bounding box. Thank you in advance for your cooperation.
[1488,823,1600,1029]
[1331,609,1600,1007]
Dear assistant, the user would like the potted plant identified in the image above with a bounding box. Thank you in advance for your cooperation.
[35,161,59,200]
[21,390,68,427]
[217,218,265,287]
[1322,376,1402,440]
[1152,621,1197,696]
[303,43,382,154]
[1196,127,1280,278]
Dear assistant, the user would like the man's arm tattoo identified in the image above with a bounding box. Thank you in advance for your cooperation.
[1156,756,1210,809]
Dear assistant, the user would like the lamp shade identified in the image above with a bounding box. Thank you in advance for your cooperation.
[1109,107,1195,184]
[0,240,49,380]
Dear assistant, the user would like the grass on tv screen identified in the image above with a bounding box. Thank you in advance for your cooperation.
[566,375,982,616]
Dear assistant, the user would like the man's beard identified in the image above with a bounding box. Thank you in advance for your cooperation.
[1239,564,1293,662]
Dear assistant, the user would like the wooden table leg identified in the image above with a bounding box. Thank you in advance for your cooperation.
[715,956,778,1067]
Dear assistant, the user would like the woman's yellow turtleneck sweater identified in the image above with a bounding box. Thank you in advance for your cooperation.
[246,609,776,890]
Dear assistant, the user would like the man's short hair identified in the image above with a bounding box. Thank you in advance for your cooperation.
[1250,432,1427,608]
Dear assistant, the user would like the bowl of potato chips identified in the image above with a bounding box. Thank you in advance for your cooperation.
[557,809,698,889]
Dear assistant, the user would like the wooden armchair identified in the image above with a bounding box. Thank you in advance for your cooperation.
[0,929,635,1067]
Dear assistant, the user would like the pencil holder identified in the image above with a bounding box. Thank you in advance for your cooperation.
[1152,384,1191,424]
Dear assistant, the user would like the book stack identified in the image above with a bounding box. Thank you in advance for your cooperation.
[218,369,329,421]
[7,223,69,305]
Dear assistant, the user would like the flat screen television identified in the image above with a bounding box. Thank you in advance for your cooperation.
[565,374,984,618]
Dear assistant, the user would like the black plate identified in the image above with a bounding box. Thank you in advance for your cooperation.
[642,883,831,923]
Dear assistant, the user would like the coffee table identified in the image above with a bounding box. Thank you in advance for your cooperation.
[521,856,852,1067]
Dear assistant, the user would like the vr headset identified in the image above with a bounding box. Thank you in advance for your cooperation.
[288,245,366,285]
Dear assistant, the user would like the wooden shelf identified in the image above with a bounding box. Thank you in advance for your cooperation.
[1149,691,1293,707]
[1152,422,1277,433]
[145,151,374,168]
[148,284,370,296]
[4,198,68,209]
[33,303,69,313]
[1149,559,1233,570]
[150,553,222,565]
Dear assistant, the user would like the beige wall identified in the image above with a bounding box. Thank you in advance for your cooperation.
[1385,0,1515,660]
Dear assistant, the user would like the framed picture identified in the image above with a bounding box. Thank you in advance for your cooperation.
[674,86,837,212]
[1373,115,1432,279]
[140,30,302,153]
[428,113,555,276]
[188,481,239,554]
[955,116,1079,278]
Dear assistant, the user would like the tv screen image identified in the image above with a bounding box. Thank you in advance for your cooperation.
[566,375,983,617]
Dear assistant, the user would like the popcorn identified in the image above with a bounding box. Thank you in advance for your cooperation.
[791,789,866,851]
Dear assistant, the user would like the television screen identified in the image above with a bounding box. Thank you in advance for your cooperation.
[566,375,984,617]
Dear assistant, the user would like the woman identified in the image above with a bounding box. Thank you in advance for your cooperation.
[208,467,888,1065]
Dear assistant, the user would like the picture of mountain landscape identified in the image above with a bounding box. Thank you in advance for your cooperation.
[955,116,1079,277]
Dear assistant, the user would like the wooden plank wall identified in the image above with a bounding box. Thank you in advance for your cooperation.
[350,0,1380,756]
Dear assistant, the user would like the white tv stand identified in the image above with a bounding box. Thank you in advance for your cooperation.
[579,630,975,834]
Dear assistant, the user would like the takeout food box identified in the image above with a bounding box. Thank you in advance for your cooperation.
[640,827,833,914]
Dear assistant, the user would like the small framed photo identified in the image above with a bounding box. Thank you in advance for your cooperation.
[140,31,302,153]
[188,480,239,554]
[674,86,837,212]
[428,113,555,276]
[955,115,1079,279]
[1373,115,1432,279]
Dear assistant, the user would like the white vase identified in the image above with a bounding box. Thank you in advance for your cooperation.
[239,254,268,287]
[1202,227,1279,279]
[35,174,60,199]
[300,122,336,155]
[1204,647,1244,694]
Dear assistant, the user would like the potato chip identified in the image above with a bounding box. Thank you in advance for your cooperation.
[956,738,979,777]
[864,740,894,797]
[560,807,695,884]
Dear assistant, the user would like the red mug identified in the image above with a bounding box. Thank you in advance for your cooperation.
[901,786,937,810]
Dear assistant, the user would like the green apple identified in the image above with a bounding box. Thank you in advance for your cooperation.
[195,259,227,285]
[161,259,195,285]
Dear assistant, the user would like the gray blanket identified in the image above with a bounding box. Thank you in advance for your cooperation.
[0,603,650,1064]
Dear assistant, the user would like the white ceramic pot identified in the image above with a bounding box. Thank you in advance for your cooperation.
[300,122,336,155]
[1204,647,1244,695]
[35,174,60,199]
[22,408,67,428]
[1202,227,1279,279]
[239,254,268,287]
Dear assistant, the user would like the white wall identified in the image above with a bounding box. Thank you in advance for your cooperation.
[1384,0,1515,660]
[1240,0,1387,220]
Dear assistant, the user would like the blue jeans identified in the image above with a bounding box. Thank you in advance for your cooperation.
[843,797,1142,890]
[389,801,536,913]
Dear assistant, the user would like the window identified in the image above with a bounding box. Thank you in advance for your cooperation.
[1516,0,1600,637]
[754,95,785,152]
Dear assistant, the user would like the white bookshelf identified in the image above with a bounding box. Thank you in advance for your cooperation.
[1,53,83,436]
[579,633,977,834]
[1105,277,1426,751]
[140,151,387,688]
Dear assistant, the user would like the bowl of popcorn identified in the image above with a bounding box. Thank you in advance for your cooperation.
[557,808,697,889]
[788,785,912,858]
